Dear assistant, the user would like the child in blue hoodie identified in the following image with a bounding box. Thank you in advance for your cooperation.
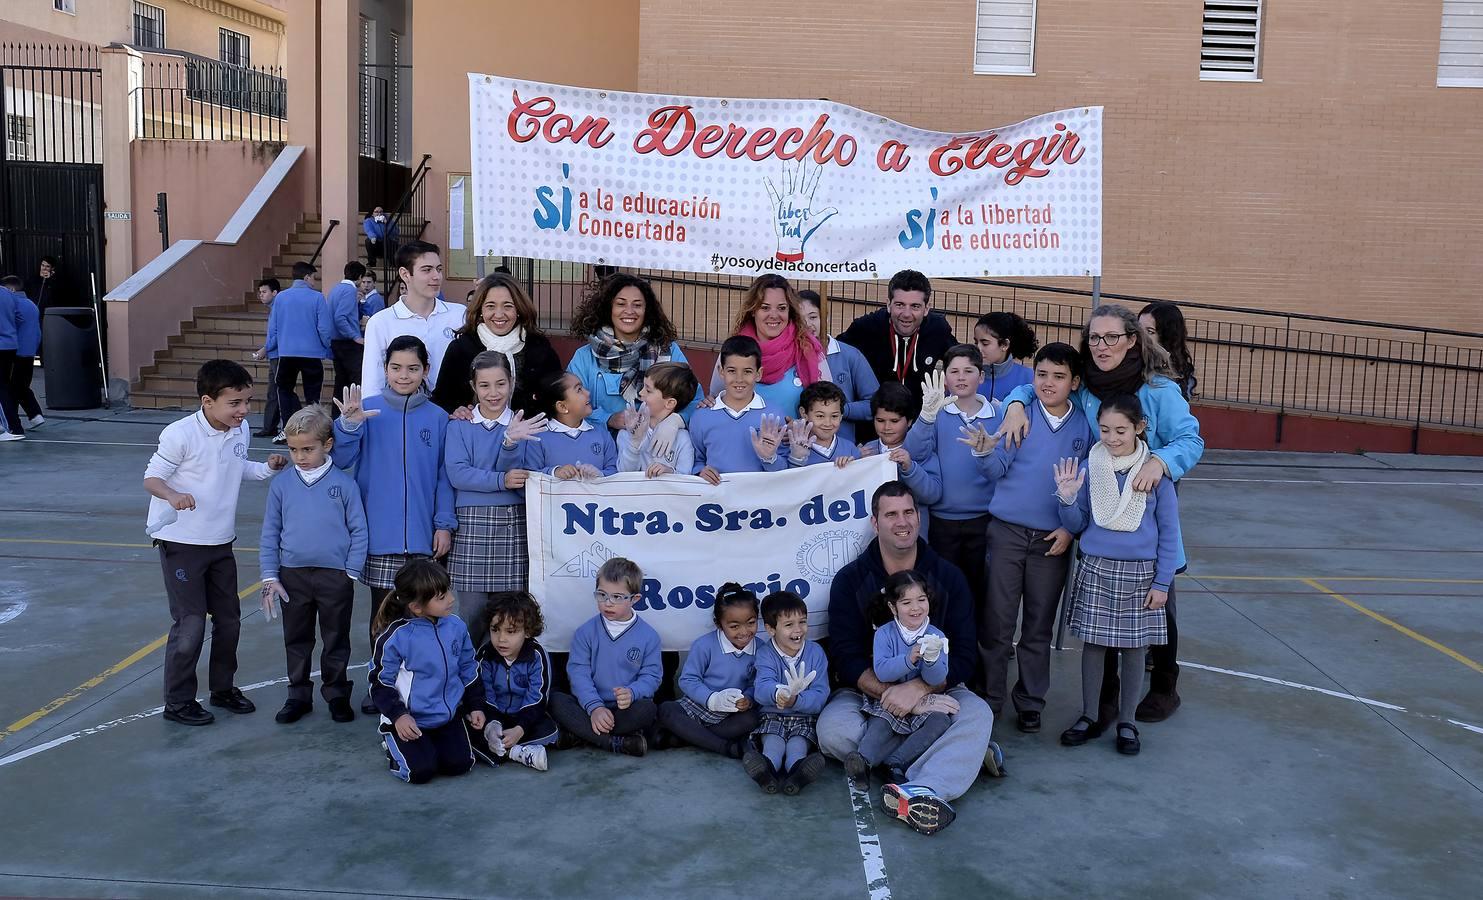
[974,311,1037,409]
[332,335,456,712]
[786,381,859,469]
[961,342,1092,727]
[656,583,761,758]
[743,590,830,796]
[549,557,662,756]
[521,372,618,479]
[369,559,481,784]
[1054,394,1181,756]
[467,592,558,771]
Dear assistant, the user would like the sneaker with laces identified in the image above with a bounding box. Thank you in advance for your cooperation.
[272,431,287,444]
[982,739,1007,777]
[508,743,548,771]
[26,415,44,428]
[881,782,956,835]
[611,733,646,757]
[0,432,24,442]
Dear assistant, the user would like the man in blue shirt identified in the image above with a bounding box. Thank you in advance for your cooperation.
[264,262,331,424]
[327,261,368,416]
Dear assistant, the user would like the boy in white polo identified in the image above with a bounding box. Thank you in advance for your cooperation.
[144,360,287,726]
[360,240,463,403]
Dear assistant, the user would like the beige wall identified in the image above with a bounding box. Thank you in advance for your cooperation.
[636,0,1483,332]
[410,0,639,297]
[129,140,282,270]
[0,0,132,46]
[154,0,287,70]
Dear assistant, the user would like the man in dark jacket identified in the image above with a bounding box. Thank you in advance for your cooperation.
[837,269,957,414]
[818,480,1001,835]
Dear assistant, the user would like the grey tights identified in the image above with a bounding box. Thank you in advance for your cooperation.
[762,735,811,772]
[1082,643,1145,724]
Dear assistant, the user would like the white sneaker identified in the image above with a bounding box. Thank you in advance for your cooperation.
[272,431,287,444]
[25,415,44,428]
[508,743,548,771]
[0,432,24,442]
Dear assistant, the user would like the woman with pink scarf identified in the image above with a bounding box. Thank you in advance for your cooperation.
[709,274,830,415]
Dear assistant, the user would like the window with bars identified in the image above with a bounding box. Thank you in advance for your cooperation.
[973,1,1036,75]
[7,115,36,161]
[1439,1,1483,87]
[219,28,250,68]
[1200,1,1263,80]
[133,2,166,50]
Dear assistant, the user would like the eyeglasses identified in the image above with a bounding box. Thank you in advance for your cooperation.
[1087,332,1133,348]
[594,590,635,606]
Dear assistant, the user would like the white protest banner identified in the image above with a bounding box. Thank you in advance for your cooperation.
[525,455,896,651]
[468,74,1101,280]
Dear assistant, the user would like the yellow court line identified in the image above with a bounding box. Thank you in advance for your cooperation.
[0,538,260,553]
[1302,578,1483,675]
[0,581,264,741]
[1192,574,1483,585]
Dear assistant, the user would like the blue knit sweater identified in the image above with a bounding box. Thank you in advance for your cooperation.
[265,280,331,359]
[260,465,369,581]
[689,395,790,475]
[567,613,663,713]
[444,418,522,508]
[905,396,997,520]
[1058,463,1183,590]
[873,621,949,687]
[979,399,1094,530]
[678,629,758,706]
[753,639,830,717]
[521,424,618,476]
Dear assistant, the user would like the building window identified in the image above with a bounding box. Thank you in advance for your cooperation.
[6,115,35,161]
[973,1,1036,75]
[1439,1,1483,87]
[53,0,76,14]
[389,30,403,162]
[219,28,250,67]
[1200,1,1263,81]
[133,2,166,50]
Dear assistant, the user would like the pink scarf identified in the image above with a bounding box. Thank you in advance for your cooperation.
[736,321,824,385]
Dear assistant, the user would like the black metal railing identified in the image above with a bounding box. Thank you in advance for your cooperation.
[309,219,339,267]
[375,153,431,286]
[358,71,388,159]
[136,53,285,140]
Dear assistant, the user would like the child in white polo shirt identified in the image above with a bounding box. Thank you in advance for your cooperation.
[144,360,287,726]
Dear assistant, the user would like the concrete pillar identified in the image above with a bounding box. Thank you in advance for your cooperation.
[99,45,141,291]
[318,0,360,283]
[285,0,320,211]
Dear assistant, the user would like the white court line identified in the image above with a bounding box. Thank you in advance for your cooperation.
[1177,661,1408,711]
[1184,477,1483,487]
[0,665,366,770]
[847,773,892,900]
[15,438,163,448]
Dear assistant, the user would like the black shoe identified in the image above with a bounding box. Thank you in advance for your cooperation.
[274,699,312,724]
[1135,689,1182,723]
[724,740,746,760]
[1059,715,1105,746]
[843,751,871,779]
[886,765,909,786]
[163,701,215,726]
[361,696,379,715]
[781,752,826,796]
[328,697,355,723]
[1016,710,1041,733]
[1116,723,1141,755]
[611,734,647,757]
[743,748,780,794]
[209,688,256,714]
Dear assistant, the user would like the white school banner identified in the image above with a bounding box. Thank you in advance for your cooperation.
[468,74,1101,279]
[525,456,896,651]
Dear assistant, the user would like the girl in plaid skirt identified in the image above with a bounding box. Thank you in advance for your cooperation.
[656,583,761,759]
[1053,394,1182,756]
[445,352,546,607]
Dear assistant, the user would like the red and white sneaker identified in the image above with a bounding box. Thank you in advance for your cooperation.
[881,782,956,835]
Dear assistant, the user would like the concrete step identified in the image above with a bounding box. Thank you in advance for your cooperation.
[192,313,267,334]
[149,358,278,379]
[166,343,264,362]
[172,330,262,349]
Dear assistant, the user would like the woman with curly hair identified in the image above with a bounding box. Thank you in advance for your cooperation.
[566,272,700,433]
[708,274,830,415]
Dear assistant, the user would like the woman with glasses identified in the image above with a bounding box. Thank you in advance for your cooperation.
[995,304,1203,725]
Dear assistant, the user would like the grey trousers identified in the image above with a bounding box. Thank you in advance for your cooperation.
[158,540,240,706]
[818,686,993,802]
[982,518,1072,717]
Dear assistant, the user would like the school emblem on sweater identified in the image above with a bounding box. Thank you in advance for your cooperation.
[626,647,643,664]
[419,428,433,448]
[589,440,606,457]
[328,486,343,500]
[553,541,616,578]
[1073,438,1086,453]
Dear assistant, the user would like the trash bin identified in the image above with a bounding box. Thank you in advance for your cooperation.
[42,306,103,410]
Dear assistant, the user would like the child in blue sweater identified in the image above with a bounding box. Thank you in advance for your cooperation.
[691,335,789,485]
[974,311,1037,409]
[961,342,1092,727]
[860,383,942,537]
[787,381,859,468]
[656,583,761,758]
[907,343,996,613]
[260,407,369,725]
[618,362,698,477]
[799,289,878,442]
[331,336,456,712]
[1054,394,1181,756]
[265,262,332,422]
[446,351,546,606]
[521,372,618,479]
[549,557,662,756]
[845,571,953,784]
[467,592,559,771]
[743,591,830,795]
[369,559,481,784]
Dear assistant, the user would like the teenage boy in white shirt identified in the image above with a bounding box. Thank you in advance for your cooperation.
[360,241,463,402]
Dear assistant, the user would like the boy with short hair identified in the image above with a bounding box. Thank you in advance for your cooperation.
[328,260,369,413]
[144,360,288,726]
[618,361,698,477]
[690,335,789,485]
[861,382,942,531]
[265,261,332,423]
[361,240,462,397]
[260,406,369,725]
[961,342,1093,729]
[249,278,282,439]
[357,270,384,320]
[549,557,662,756]
[787,380,859,468]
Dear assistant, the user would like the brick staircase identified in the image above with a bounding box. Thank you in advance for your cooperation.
[131,216,332,411]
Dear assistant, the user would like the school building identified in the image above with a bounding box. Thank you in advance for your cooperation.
[11,1,1479,451]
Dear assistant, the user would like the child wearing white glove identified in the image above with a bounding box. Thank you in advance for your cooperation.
[656,584,762,757]
[617,363,698,478]
[744,591,831,796]
[844,570,954,785]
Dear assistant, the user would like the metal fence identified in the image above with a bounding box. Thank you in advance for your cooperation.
[531,269,1483,434]
[136,53,285,141]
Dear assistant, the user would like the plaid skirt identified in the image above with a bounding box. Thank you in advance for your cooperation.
[361,553,427,590]
[448,504,528,592]
[860,695,933,735]
[753,712,817,745]
[679,695,729,726]
[1068,554,1168,648]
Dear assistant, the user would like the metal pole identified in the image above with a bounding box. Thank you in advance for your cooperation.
[155,191,169,251]
[1091,275,1101,309]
